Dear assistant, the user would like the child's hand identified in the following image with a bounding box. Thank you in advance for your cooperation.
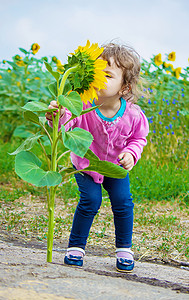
[45,101,65,121]
[117,152,135,171]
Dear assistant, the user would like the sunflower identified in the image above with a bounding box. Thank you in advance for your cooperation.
[174,67,182,79]
[31,43,40,55]
[64,40,107,104]
[154,54,163,66]
[163,62,174,74]
[16,60,25,67]
[56,59,64,74]
[168,51,176,62]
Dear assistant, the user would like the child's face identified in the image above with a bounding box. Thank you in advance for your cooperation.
[96,56,125,101]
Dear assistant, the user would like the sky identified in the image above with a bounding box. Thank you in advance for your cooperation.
[0,0,189,69]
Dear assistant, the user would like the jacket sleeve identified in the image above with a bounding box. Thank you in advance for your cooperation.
[123,111,149,165]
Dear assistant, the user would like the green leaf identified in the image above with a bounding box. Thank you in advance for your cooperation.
[60,167,75,174]
[39,116,47,126]
[48,79,71,98]
[24,111,40,125]
[19,48,28,54]
[44,62,60,81]
[15,151,62,187]
[58,92,82,116]
[6,60,19,69]
[84,161,127,178]
[22,102,56,113]
[84,149,127,179]
[84,148,100,161]
[63,80,72,94]
[61,126,93,158]
[24,94,39,101]
[80,105,101,116]
[13,125,32,138]
[48,81,57,97]
[9,133,42,155]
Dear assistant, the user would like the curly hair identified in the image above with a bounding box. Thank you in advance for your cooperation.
[101,43,144,103]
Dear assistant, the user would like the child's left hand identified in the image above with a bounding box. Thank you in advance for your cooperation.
[117,152,135,171]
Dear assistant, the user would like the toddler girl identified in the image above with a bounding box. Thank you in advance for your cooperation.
[46,43,149,272]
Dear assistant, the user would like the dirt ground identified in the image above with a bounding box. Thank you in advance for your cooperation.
[0,231,189,300]
[1,187,189,263]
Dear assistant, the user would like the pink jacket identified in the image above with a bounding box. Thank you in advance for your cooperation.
[52,99,149,183]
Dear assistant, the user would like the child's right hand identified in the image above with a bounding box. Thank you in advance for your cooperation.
[45,101,65,121]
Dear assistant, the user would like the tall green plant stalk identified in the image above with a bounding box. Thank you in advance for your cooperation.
[46,66,77,262]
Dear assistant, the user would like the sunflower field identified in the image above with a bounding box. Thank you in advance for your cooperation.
[0,44,188,262]
[0,45,188,171]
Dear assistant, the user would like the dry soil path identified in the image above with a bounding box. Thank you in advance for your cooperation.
[0,236,189,299]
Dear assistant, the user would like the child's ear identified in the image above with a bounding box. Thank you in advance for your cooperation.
[119,84,131,96]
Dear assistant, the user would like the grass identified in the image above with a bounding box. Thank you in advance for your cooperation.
[129,158,189,202]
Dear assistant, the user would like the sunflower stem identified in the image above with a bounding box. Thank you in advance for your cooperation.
[47,186,55,262]
[58,65,79,97]
[47,65,80,262]
[47,106,60,262]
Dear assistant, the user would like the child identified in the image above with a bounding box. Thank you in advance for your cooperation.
[46,43,149,272]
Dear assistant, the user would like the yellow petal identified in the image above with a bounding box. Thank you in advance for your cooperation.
[94,59,107,69]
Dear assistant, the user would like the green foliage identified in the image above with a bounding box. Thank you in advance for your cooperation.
[15,151,62,187]
[139,54,189,165]
[61,126,93,158]
[84,149,128,178]
[44,61,60,81]
[9,133,42,155]
[130,159,189,202]
[0,45,188,192]
[0,48,55,140]
[58,92,82,116]
[22,101,53,112]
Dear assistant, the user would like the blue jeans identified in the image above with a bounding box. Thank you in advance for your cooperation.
[68,171,134,250]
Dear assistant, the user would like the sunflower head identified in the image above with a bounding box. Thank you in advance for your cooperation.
[163,62,174,74]
[63,40,107,104]
[154,54,163,66]
[174,67,182,79]
[56,59,64,74]
[16,60,25,67]
[31,43,40,55]
[168,51,176,62]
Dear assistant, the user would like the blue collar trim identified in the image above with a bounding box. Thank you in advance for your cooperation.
[92,98,126,122]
